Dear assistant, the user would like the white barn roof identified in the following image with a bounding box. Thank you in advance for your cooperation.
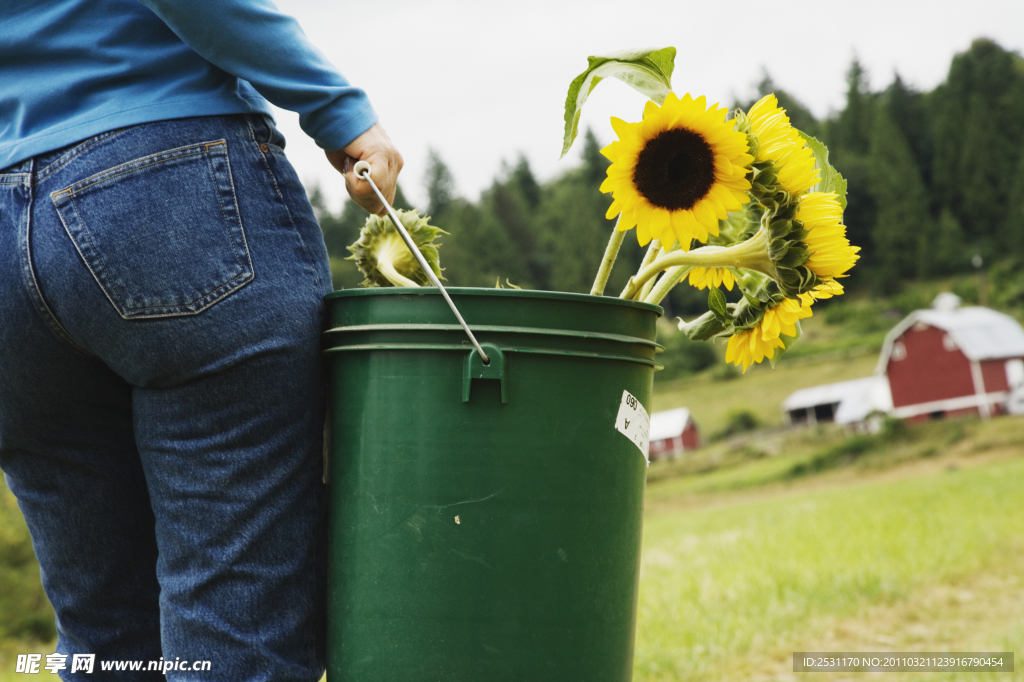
[782,376,893,425]
[876,305,1024,374]
[649,407,695,441]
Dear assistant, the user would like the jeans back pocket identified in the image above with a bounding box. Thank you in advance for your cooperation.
[51,140,254,319]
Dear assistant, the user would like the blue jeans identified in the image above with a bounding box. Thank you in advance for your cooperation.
[0,115,332,680]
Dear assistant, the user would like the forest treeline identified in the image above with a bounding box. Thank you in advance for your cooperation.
[311,38,1024,317]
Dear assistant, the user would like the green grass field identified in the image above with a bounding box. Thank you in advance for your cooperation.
[636,416,1024,682]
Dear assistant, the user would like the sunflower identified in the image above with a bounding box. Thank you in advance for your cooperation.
[724,295,813,372]
[347,209,446,287]
[796,192,860,279]
[746,94,819,196]
[724,326,785,373]
[687,266,735,291]
[600,93,754,249]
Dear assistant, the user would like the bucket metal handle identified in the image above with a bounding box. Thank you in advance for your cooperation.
[353,160,489,365]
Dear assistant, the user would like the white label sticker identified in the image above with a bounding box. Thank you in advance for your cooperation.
[614,390,650,465]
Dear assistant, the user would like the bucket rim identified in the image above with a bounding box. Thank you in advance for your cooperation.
[325,287,663,315]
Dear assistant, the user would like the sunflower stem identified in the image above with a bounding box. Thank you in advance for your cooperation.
[621,226,777,299]
[645,265,692,305]
[591,217,626,296]
[378,259,420,288]
[637,273,659,301]
[634,240,663,300]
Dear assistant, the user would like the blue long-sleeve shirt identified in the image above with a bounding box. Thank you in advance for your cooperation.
[0,0,378,170]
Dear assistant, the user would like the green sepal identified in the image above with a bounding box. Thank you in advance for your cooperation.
[560,47,676,158]
[736,294,768,327]
[775,265,819,297]
[778,244,810,269]
[799,132,848,209]
[770,237,813,271]
[769,237,790,262]
[751,164,777,187]
[768,218,793,240]
[711,204,760,246]
[789,226,810,242]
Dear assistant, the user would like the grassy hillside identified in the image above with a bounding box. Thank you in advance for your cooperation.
[653,349,879,438]
[651,273,1024,438]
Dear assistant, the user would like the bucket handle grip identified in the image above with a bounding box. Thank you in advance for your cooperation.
[463,343,507,404]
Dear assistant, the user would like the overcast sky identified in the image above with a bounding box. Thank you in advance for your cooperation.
[271,0,1024,213]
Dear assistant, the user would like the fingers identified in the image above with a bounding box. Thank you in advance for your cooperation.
[326,123,404,216]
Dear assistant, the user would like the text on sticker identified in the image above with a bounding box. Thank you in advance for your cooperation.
[614,390,650,465]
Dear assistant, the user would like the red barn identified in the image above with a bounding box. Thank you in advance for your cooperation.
[876,299,1024,422]
[648,408,700,460]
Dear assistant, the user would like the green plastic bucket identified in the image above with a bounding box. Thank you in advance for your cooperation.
[323,287,661,681]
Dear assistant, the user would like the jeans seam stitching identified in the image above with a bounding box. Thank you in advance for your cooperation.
[52,149,209,199]
[22,161,97,357]
[204,142,255,284]
[117,270,253,316]
[55,195,129,317]
[220,139,258,296]
[35,128,132,183]
[245,118,324,292]
[49,139,231,198]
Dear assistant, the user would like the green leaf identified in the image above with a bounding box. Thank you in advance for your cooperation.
[768,320,803,369]
[707,287,729,320]
[561,47,676,158]
[799,132,848,209]
[678,311,727,341]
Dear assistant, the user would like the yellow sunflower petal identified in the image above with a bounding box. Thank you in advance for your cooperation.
[605,198,623,220]
[601,91,753,245]
[796,192,860,278]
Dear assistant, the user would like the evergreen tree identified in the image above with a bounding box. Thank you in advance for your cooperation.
[511,155,541,209]
[868,104,932,286]
[933,208,970,275]
[536,175,608,293]
[830,59,874,155]
[439,198,531,287]
[1003,143,1024,256]
[483,179,540,287]
[825,60,877,276]
[932,39,1024,253]
[424,148,456,217]
[886,75,933,191]
[581,128,607,187]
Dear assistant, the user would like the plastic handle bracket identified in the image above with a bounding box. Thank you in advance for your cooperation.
[462,343,507,404]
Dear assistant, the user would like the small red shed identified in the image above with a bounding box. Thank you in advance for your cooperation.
[876,296,1024,422]
[648,408,700,460]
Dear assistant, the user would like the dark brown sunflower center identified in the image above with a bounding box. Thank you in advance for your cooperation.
[633,128,715,211]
